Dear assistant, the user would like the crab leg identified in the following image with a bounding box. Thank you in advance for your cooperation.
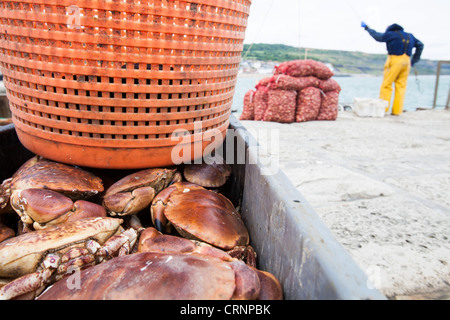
[97,229,138,260]
[0,254,60,300]
[57,248,96,276]
[0,178,12,215]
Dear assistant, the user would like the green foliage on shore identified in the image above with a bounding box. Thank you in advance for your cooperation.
[242,43,449,76]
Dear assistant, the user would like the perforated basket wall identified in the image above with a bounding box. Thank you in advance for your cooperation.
[0,0,251,169]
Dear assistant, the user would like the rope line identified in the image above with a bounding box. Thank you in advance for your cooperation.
[242,0,275,60]
[344,0,363,21]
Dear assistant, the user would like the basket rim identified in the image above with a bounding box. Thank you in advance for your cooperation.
[13,114,231,148]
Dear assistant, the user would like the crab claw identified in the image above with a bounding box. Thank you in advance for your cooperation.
[103,168,181,217]
[150,182,199,233]
[71,200,108,221]
[10,189,107,230]
[151,202,169,234]
[11,189,74,226]
[150,186,176,233]
[227,245,258,269]
[103,186,156,217]
[253,269,284,300]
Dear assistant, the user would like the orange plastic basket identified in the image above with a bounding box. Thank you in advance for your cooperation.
[0,0,252,169]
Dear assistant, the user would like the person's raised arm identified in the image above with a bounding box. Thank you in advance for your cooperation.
[361,22,386,42]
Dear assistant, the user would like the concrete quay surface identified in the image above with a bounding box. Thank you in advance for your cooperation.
[241,109,450,299]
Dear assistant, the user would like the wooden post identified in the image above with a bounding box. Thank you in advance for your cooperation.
[433,61,450,109]
[446,86,450,110]
[433,62,441,109]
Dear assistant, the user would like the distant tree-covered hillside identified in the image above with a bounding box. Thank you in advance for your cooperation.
[242,43,449,76]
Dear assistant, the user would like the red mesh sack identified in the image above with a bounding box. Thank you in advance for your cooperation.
[255,77,273,90]
[263,90,297,123]
[269,75,320,91]
[275,59,334,80]
[254,87,269,121]
[295,87,323,123]
[319,78,342,93]
[317,90,339,121]
[240,90,256,121]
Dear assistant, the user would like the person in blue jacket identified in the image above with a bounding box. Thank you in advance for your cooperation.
[362,22,424,115]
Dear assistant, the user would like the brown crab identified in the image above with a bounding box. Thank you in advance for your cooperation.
[183,155,232,188]
[37,251,261,300]
[102,168,182,217]
[137,227,234,261]
[59,226,279,300]
[150,182,255,265]
[137,227,283,300]
[1,156,104,228]
[8,156,104,201]
[0,217,138,300]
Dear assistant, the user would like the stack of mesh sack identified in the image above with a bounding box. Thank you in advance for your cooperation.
[240,59,341,123]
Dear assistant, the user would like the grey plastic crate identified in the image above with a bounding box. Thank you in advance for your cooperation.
[225,115,386,300]
[0,117,386,300]
[0,93,11,119]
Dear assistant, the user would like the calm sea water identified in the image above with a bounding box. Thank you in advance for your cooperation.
[232,74,450,114]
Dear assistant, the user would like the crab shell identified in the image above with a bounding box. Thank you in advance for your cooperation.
[103,168,180,216]
[10,188,107,230]
[10,157,104,201]
[183,156,232,188]
[152,182,249,250]
[11,155,41,179]
[137,227,234,262]
[137,228,283,300]
[0,217,123,279]
[37,252,260,300]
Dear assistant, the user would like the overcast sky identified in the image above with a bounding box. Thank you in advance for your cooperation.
[243,0,450,60]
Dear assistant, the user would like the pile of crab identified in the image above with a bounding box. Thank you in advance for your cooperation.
[0,156,282,300]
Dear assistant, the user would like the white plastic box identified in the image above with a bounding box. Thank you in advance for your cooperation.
[353,98,388,118]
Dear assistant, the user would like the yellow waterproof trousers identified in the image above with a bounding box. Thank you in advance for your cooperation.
[379,54,411,115]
